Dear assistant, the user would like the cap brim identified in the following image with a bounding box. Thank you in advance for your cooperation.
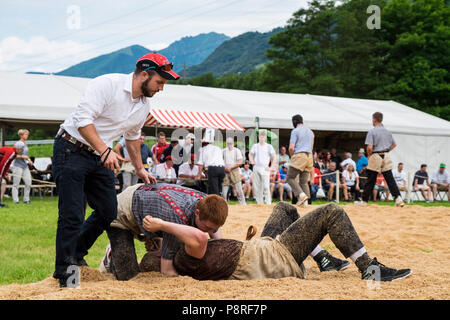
[158,69,180,80]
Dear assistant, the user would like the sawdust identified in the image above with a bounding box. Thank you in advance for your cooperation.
[0,204,449,300]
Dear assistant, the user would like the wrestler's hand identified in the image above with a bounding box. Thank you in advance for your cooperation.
[143,216,164,232]
[101,149,122,171]
[136,167,157,184]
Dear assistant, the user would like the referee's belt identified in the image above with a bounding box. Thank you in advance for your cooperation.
[56,129,96,154]
[373,150,390,155]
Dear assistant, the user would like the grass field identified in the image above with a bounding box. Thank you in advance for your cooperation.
[0,196,449,286]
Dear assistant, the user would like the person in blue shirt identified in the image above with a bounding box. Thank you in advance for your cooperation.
[356,148,368,174]
[277,164,293,201]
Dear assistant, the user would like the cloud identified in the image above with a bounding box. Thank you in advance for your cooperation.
[0,36,94,73]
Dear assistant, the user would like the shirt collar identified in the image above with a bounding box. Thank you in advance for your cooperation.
[124,72,147,104]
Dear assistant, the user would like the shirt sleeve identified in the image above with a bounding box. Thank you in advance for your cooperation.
[289,129,298,145]
[160,233,183,260]
[365,130,374,146]
[197,148,204,166]
[72,77,112,129]
[235,148,243,161]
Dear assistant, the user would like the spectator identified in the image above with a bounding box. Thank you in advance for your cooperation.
[161,139,183,176]
[222,137,246,204]
[330,148,342,168]
[115,136,138,191]
[413,164,432,202]
[392,163,407,191]
[177,154,204,191]
[11,130,33,204]
[278,164,293,202]
[269,169,281,202]
[323,152,332,171]
[356,148,369,174]
[373,173,390,202]
[196,140,226,196]
[182,133,195,163]
[151,132,170,164]
[155,155,177,183]
[139,134,153,172]
[431,163,449,202]
[317,152,328,172]
[340,152,356,171]
[1,144,23,208]
[249,130,277,204]
[278,146,290,170]
[309,165,322,202]
[341,164,360,202]
[240,160,253,202]
[322,162,338,201]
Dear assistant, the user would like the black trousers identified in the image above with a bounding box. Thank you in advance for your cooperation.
[52,137,118,279]
[207,166,225,195]
[362,169,400,202]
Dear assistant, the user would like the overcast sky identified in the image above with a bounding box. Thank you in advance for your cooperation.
[0,0,309,73]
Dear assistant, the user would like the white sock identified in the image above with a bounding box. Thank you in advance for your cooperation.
[310,245,323,258]
[350,247,367,262]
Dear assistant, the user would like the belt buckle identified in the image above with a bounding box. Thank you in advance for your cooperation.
[69,136,77,144]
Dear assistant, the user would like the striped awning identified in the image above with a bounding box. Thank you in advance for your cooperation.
[144,108,245,131]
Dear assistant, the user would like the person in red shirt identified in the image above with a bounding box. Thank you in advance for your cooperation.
[151,132,170,165]
[0,145,24,208]
[373,173,390,202]
[309,166,322,202]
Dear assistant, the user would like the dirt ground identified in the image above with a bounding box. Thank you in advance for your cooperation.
[0,203,449,300]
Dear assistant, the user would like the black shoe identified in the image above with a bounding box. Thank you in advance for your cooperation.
[314,250,351,272]
[361,257,412,282]
[0,203,7,208]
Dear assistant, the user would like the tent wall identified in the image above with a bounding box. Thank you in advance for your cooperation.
[390,133,450,175]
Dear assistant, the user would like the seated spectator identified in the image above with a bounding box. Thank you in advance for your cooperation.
[155,155,177,183]
[323,152,332,171]
[413,164,432,202]
[373,173,390,202]
[177,155,204,191]
[269,169,281,202]
[341,164,360,202]
[161,138,183,176]
[340,152,356,171]
[322,162,338,201]
[356,148,368,174]
[278,146,290,170]
[392,162,407,191]
[277,164,293,202]
[317,152,326,172]
[240,160,253,202]
[431,163,449,202]
[309,165,322,202]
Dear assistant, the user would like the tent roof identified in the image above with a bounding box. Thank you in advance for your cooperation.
[0,72,449,136]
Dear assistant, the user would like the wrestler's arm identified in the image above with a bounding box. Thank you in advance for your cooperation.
[143,216,208,259]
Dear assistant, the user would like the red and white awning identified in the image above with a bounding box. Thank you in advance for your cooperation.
[144,108,245,131]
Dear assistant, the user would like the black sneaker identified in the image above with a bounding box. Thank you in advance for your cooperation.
[314,250,351,272]
[361,257,412,282]
[0,203,8,208]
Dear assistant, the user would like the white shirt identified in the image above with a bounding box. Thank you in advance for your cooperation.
[431,169,449,184]
[177,162,201,184]
[223,147,243,168]
[61,73,150,150]
[342,170,359,186]
[155,163,176,180]
[392,169,407,185]
[240,167,253,184]
[198,144,225,167]
[340,158,356,170]
[250,143,276,167]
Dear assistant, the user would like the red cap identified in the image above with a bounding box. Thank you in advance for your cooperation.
[136,53,180,80]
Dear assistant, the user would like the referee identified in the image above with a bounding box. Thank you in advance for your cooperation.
[53,53,180,287]
[357,112,404,207]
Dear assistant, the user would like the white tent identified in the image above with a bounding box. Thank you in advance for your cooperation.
[0,72,449,174]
